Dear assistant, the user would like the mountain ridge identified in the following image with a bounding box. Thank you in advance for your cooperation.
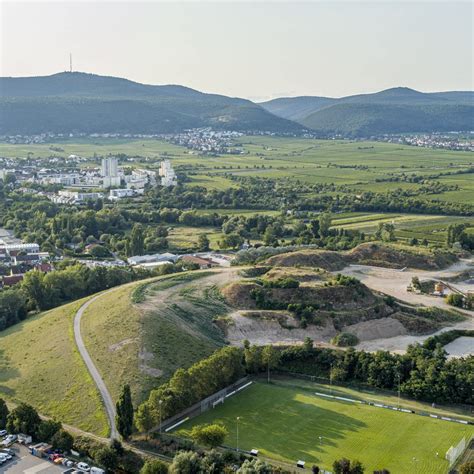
[261,87,473,137]
[0,71,303,135]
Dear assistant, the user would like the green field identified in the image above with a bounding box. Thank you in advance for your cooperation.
[177,380,474,474]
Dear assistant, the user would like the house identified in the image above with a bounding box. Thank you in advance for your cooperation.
[128,252,178,266]
[180,255,216,269]
[2,274,24,287]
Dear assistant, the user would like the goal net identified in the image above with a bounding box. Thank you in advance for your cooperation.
[446,437,466,466]
[212,397,224,409]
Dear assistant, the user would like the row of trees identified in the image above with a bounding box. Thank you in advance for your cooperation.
[0,400,73,452]
[279,340,474,404]
[0,260,189,332]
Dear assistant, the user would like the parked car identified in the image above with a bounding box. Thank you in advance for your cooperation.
[77,462,91,472]
[1,448,15,456]
[0,430,7,437]
[91,468,105,474]
[0,453,12,460]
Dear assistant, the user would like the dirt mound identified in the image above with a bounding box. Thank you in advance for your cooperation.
[264,267,328,283]
[347,243,457,270]
[265,249,347,271]
[343,318,407,341]
[221,282,260,309]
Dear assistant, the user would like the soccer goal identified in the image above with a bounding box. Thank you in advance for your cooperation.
[212,397,225,409]
[446,437,466,466]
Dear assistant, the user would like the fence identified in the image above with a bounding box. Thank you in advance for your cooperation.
[446,436,467,467]
[154,376,251,433]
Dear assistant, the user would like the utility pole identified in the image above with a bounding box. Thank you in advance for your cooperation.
[236,416,240,452]
[70,53,72,73]
[397,373,401,409]
[159,399,163,435]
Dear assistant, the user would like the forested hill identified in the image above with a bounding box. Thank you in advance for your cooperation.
[261,87,474,137]
[0,72,303,135]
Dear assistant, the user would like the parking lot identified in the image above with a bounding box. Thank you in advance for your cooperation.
[1,445,65,474]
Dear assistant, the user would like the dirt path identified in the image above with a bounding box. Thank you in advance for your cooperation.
[73,289,119,439]
[137,267,239,312]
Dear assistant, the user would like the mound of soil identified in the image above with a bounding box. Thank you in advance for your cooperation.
[221,282,260,309]
[343,317,407,341]
[346,243,457,270]
[266,249,347,271]
[264,267,328,283]
[265,243,458,271]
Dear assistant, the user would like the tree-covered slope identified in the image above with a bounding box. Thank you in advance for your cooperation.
[0,72,303,134]
[260,87,474,137]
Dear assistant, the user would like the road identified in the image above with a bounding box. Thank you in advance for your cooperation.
[73,290,119,439]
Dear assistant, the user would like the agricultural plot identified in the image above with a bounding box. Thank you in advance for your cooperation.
[177,381,474,474]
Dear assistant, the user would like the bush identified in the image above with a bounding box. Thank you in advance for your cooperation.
[190,423,228,448]
[331,332,359,347]
[446,293,464,308]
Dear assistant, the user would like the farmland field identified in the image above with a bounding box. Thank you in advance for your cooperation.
[177,380,474,474]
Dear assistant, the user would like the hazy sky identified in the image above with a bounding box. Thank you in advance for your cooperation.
[1,1,472,100]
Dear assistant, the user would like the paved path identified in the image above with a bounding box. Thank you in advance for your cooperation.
[73,290,119,439]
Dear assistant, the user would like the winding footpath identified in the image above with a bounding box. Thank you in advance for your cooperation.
[73,290,119,439]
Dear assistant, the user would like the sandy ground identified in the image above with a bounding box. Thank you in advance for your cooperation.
[338,258,474,355]
[343,317,408,341]
[0,227,21,244]
[226,310,336,346]
[443,336,474,358]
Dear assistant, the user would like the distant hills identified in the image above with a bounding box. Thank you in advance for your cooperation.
[261,88,474,137]
[1,73,472,137]
[0,72,302,135]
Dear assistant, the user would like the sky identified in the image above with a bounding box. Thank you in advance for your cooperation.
[1,1,473,101]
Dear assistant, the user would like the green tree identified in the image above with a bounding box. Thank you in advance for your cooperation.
[318,212,332,238]
[95,447,119,471]
[129,224,145,256]
[190,423,228,448]
[140,459,169,474]
[0,398,9,429]
[51,429,74,452]
[197,234,210,251]
[116,384,134,439]
[37,419,62,443]
[135,402,155,438]
[6,403,42,436]
[446,293,464,308]
[261,345,280,383]
[169,451,203,474]
[237,459,272,473]
[219,233,244,250]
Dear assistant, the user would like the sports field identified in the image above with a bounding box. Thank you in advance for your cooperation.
[177,380,474,473]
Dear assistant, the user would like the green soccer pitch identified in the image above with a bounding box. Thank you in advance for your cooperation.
[176,380,474,473]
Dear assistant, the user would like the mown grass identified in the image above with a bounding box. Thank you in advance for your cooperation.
[178,380,474,474]
[0,299,108,436]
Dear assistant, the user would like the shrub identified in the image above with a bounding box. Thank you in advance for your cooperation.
[331,332,359,347]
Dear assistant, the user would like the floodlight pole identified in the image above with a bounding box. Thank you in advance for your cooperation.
[236,416,240,452]
[397,373,401,409]
[159,399,163,435]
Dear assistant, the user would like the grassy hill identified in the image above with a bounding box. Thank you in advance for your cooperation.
[0,72,302,135]
[261,87,474,137]
[80,271,233,404]
[0,298,108,436]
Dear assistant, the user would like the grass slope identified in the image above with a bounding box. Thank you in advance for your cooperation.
[81,272,229,404]
[0,299,108,436]
[178,381,474,473]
